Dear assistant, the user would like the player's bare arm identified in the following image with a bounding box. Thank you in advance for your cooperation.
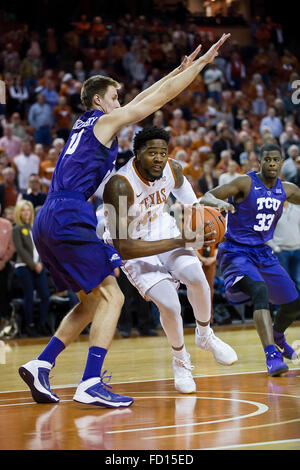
[169,158,184,189]
[94,34,230,147]
[103,175,187,259]
[282,181,300,204]
[129,44,202,106]
[200,175,252,212]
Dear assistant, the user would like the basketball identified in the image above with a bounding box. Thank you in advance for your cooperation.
[191,206,226,244]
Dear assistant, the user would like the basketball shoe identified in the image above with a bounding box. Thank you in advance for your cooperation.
[195,326,238,365]
[172,354,196,394]
[273,329,298,360]
[19,359,59,403]
[73,370,134,408]
[266,349,289,376]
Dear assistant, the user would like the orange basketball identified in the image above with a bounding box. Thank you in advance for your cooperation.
[191,206,226,244]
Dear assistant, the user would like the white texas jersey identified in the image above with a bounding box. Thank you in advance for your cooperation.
[105,157,180,241]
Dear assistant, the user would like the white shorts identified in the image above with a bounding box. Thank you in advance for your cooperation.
[122,247,200,299]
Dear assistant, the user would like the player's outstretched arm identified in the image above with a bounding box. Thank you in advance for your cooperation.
[103,175,205,259]
[283,181,300,204]
[95,34,230,147]
[200,175,251,213]
[129,44,202,106]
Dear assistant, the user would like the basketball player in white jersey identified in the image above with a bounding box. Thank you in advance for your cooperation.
[102,126,237,393]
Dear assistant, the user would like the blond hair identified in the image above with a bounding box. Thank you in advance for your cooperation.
[81,75,121,110]
[14,200,35,227]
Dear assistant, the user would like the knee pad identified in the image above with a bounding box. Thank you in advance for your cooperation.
[274,296,300,333]
[237,276,269,310]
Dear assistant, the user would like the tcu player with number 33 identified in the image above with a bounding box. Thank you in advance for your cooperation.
[201,143,300,376]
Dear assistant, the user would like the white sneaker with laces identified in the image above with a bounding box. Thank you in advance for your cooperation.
[172,354,196,394]
[195,327,238,365]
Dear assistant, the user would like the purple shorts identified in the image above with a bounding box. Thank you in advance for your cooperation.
[217,240,299,305]
[33,191,122,294]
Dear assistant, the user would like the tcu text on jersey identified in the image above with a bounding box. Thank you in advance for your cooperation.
[254,196,282,232]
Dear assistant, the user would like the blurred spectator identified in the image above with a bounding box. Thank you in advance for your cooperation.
[259,107,283,138]
[19,49,43,94]
[203,62,225,105]
[215,149,236,174]
[10,112,30,142]
[169,108,188,135]
[34,143,46,161]
[44,28,59,69]
[0,208,16,337]
[268,201,300,296]
[12,140,40,192]
[12,200,51,337]
[21,174,47,208]
[0,124,22,162]
[88,59,107,78]
[40,79,59,110]
[248,73,267,116]
[7,76,29,119]
[197,160,218,195]
[75,14,91,48]
[280,125,300,157]
[28,93,53,146]
[52,137,65,155]
[115,137,133,170]
[219,160,240,185]
[73,60,86,82]
[1,42,20,75]
[281,144,300,181]
[0,167,19,215]
[226,51,246,90]
[39,147,58,191]
[170,135,192,160]
[251,47,272,89]
[89,16,107,47]
[212,126,236,163]
[53,95,72,141]
[69,81,85,120]
[183,150,202,196]
[290,156,300,187]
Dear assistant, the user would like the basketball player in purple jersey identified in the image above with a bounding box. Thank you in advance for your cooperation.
[18,34,231,407]
[201,143,300,376]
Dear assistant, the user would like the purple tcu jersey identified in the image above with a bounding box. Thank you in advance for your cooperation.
[33,109,122,294]
[225,171,286,246]
[49,109,118,200]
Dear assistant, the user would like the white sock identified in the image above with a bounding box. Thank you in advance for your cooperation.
[197,324,211,336]
[172,345,188,361]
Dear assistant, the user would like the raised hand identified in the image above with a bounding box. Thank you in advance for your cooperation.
[179,44,202,72]
[201,33,231,64]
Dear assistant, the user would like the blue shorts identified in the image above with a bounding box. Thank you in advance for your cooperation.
[33,191,122,294]
[217,240,298,305]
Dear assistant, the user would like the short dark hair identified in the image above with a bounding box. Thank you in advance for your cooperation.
[260,143,282,160]
[133,126,170,156]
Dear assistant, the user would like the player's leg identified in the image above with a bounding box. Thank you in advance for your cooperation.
[73,276,133,408]
[147,279,196,394]
[236,275,288,376]
[20,275,133,407]
[161,249,237,365]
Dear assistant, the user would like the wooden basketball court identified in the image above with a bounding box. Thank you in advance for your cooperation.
[1,323,300,451]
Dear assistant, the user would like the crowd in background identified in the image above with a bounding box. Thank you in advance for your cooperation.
[1,8,300,338]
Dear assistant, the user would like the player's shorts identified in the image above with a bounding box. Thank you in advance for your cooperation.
[217,240,299,305]
[122,247,200,299]
[33,191,122,294]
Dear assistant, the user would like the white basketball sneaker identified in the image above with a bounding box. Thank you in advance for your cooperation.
[195,327,238,365]
[172,354,196,394]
